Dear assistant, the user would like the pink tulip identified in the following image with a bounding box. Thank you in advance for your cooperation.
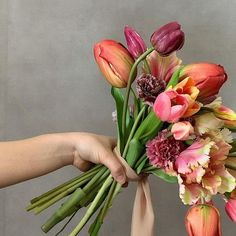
[225,198,236,223]
[185,204,222,236]
[94,39,134,88]
[153,89,189,122]
[154,77,201,123]
[124,26,147,59]
[171,121,194,140]
[179,63,227,103]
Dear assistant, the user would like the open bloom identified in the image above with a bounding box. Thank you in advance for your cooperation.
[124,26,147,59]
[225,198,236,223]
[146,48,182,83]
[179,63,227,103]
[185,204,222,236]
[136,73,166,105]
[94,39,134,87]
[150,22,185,56]
[154,77,201,122]
[146,130,186,170]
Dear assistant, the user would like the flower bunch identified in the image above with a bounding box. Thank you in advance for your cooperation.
[27,22,236,236]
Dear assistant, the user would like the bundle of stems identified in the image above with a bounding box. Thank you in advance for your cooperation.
[26,48,179,236]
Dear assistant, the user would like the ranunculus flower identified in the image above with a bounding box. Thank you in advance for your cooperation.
[225,198,236,223]
[179,63,227,103]
[94,39,134,88]
[124,26,147,59]
[150,22,185,56]
[185,204,222,236]
[171,121,194,140]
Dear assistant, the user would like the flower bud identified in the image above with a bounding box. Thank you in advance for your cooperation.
[150,22,185,56]
[185,204,222,236]
[225,198,236,223]
[94,40,134,88]
[179,63,227,103]
[124,26,147,59]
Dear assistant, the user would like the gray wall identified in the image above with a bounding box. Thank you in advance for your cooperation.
[0,0,236,235]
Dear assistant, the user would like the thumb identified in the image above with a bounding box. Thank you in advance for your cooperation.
[98,150,127,185]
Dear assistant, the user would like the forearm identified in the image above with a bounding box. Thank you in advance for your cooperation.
[0,133,75,188]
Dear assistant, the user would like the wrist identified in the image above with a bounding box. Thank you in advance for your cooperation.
[49,132,77,167]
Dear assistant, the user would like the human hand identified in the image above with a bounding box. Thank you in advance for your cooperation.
[71,132,127,185]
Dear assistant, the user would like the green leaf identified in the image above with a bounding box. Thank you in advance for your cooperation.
[147,169,177,183]
[136,158,148,174]
[166,66,183,89]
[134,110,163,144]
[125,138,144,168]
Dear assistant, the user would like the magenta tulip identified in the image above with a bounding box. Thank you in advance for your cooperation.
[150,22,185,56]
[124,26,147,59]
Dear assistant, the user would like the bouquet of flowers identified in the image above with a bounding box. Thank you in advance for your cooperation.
[27,22,236,236]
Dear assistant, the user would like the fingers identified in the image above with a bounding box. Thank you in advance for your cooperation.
[73,157,93,172]
[98,150,127,185]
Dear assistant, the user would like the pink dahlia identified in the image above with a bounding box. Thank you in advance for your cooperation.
[146,130,186,169]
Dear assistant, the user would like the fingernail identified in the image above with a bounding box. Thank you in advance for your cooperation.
[116,174,126,185]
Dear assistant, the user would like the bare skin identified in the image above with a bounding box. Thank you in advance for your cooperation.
[0,132,127,188]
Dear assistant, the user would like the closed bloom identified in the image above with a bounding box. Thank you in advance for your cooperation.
[225,198,236,223]
[136,73,166,105]
[150,21,185,56]
[179,63,227,103]
[185,204,222,236]
[171,121,194,140]
[124,26,147,59]
[94,39,134,88]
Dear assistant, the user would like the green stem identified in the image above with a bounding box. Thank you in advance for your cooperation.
[27,166,101,211]
[134,153,147,170]
[29,164,102,206]
[69,175,113,236]
[122,47,154,141]
[144,59,151,74]
[123,105,147,157]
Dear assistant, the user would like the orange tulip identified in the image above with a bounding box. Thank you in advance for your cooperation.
[94,39,134,87]
[185,204,222,236]
[179,63,227,103]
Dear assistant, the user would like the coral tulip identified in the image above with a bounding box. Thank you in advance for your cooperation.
[185,204,222,236]
[124,26,147,59]
[94,39,134,88]
[179,63,227,103]
[150,21,185,56]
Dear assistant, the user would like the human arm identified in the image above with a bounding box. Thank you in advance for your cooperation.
[0,132,127,188]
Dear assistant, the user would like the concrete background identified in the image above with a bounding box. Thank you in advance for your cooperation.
[0,0,236,235]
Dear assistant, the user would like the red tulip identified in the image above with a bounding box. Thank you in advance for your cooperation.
[185,204,222,236]
[94,40,134,88]
[225,198,236,223]
[179,63,227,103]
[150,21,185,56]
